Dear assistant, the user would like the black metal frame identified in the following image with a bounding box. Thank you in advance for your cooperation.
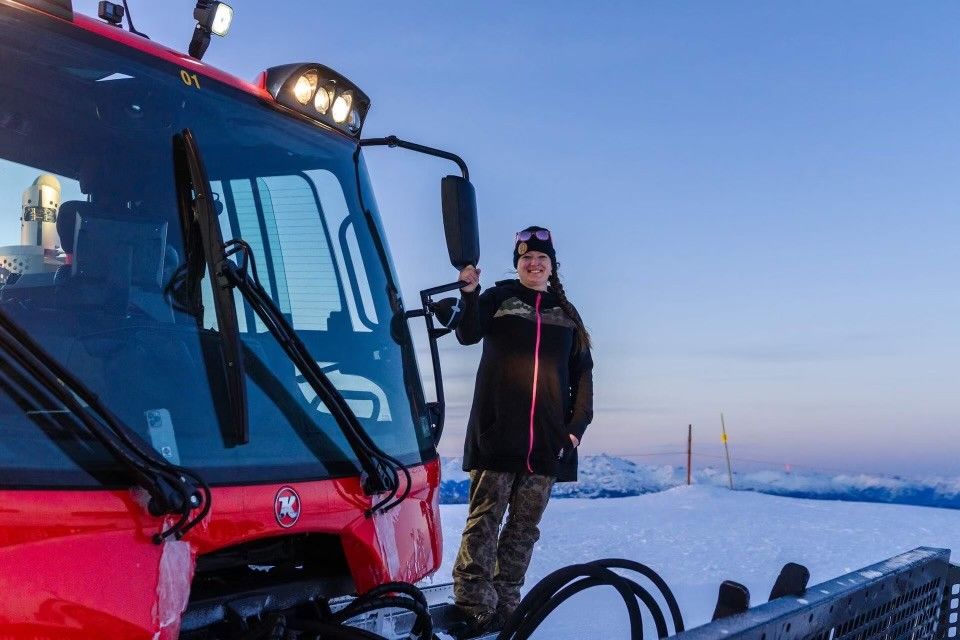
[403,280,464,446]
[357,134,475,447]
[360,136,469,180]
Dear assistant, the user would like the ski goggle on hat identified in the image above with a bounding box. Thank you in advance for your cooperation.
[515,229,551,242]
[513,226,556,266]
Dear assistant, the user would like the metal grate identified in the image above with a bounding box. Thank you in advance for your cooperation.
[813,576,942,640]
[675,548,953,640]
[939,562,960,640]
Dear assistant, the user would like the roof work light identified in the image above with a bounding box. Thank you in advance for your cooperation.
[263,63,371,138]
[188,0,233,60]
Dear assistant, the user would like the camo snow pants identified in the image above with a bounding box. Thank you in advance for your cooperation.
[452,470,555,617]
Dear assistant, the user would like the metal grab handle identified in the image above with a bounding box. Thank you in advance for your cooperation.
[405,279,470,447]
[421,280,468,298]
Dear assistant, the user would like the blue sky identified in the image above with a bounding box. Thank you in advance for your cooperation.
[72,1,960,475]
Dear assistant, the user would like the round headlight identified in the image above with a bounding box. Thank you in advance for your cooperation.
[314,85,333,114]
[331,91,353,124]
[293,73,318,105]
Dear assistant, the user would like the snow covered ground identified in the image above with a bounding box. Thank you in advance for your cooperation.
[427,485,960,638]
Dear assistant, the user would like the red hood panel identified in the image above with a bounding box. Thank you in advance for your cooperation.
[0,459,442,639]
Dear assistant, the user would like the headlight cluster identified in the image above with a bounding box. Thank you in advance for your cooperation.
[264,63,370,137]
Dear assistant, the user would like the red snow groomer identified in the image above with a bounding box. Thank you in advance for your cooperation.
[0,1,478,637]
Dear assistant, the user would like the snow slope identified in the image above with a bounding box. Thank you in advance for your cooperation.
[428,485,960,638]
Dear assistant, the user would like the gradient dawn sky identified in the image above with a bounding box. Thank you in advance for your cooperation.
[74,1,960,476]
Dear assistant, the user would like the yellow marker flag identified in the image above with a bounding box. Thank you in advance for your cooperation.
[721,432,728,444]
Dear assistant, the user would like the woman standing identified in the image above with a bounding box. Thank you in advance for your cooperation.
[452,226,594,635]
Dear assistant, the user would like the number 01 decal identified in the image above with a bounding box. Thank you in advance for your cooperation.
[180,70,201,88]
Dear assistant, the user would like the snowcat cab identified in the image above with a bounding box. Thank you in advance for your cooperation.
[0,1,477,637]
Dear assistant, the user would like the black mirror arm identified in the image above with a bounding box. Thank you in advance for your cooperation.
[360,136,470,181]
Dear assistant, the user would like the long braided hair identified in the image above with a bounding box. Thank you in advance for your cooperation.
[548,262,591,353]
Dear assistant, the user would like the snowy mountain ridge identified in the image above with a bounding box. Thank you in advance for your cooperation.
[439,455,960,509]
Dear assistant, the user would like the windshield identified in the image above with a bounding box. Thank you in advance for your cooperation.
[0,7,433,487]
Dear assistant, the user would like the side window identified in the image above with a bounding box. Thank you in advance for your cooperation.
[306,169,379,330]
[229,178,291,318]
[257,175,341,330]
[215,171,381,336]
[214,170,392,422]
[209,175,342,332]
[207,176,344,333]
[205,172,395,423]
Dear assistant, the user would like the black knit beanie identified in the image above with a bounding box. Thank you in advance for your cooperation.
[513,226,556,267]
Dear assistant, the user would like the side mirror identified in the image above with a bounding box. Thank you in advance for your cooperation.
[441,176,479,269]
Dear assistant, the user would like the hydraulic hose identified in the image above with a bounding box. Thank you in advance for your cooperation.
[209,565,679,640]
[332,597,432,638]
[521,574,667,638]
[500,563,643,640]
[498,558,685,640]
[592,558,685,633]
[330,581,434,639]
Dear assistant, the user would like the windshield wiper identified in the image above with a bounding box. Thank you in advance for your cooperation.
[219,239,410,514]
[171,129,249,445]
[175,128,409,514]
[0,310,210,543]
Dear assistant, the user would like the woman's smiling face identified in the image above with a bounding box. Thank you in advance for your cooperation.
[517,251,553,291]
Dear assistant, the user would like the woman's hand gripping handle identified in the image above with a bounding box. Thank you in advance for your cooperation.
[459,265,481,293]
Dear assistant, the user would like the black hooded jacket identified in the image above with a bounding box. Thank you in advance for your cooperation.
[457,279,593,482]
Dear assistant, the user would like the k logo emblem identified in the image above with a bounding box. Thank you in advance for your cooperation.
[274,487,301,528]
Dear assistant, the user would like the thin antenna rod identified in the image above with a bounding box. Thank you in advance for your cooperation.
[121,0,149,38]
[721,413,734,490]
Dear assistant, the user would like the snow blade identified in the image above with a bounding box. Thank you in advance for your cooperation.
[677,547,952,640]
[768,562,810,601]
[712,580,750,621]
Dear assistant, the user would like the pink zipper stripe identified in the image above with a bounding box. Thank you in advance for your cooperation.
[526,293,543,473]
